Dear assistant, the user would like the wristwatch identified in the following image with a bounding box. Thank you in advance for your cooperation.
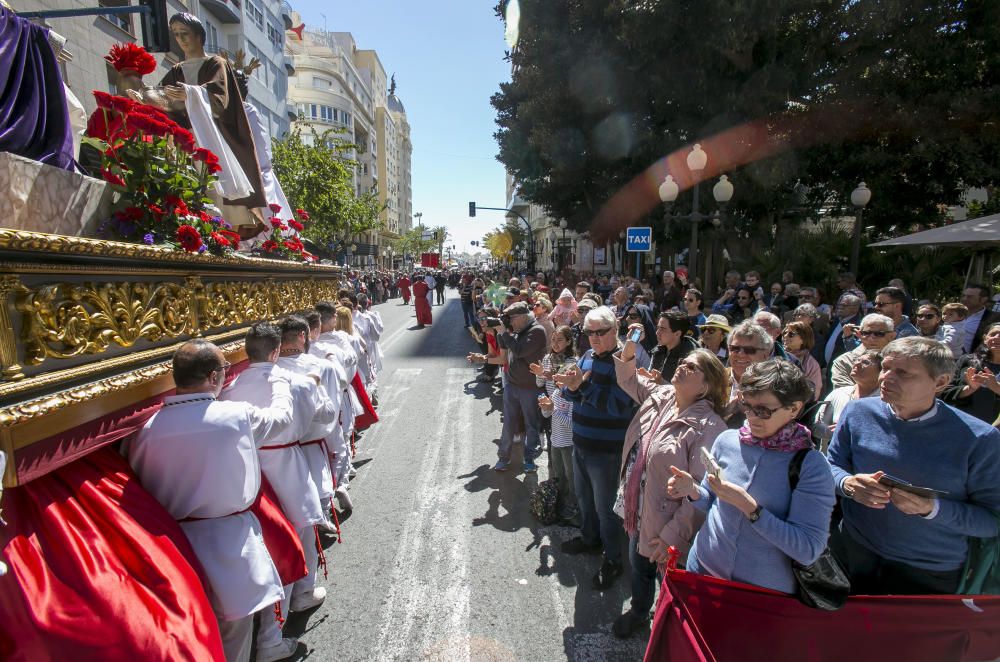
[747,505,763,523]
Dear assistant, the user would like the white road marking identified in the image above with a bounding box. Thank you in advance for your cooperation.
[355,368,422,460]
[372,368,475,661]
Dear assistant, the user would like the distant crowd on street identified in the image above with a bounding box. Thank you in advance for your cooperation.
[452,263,1000,640]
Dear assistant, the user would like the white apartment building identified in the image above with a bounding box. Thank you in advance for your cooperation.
[12,0,291,141]
[286,26,411,267]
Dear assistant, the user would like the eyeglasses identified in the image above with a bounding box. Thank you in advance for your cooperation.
[859,330,889,338]
[701,327,720,335]
[728,345,763,356]
[781,331,800,338]
[873,300,897,308]
[583,326,615,338]
[915,313,937,320]
[738,399,786,420]
[213,361,232,374]
[626,313,641,319]
[799,294,815,299]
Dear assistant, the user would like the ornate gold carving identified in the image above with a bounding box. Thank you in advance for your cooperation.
[0,336,246,429]
[0,229,342,273]
[0,276,26,381]
[16,281,196,365]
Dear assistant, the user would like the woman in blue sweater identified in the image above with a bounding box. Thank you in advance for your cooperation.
[668,359,835,594]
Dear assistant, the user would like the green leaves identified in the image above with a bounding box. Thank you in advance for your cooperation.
[271,124,384,251]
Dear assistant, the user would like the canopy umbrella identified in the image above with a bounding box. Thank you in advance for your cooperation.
[868,213,1000,287]
[869,213,1000,248]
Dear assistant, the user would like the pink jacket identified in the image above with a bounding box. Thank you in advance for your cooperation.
[615,355,728,564]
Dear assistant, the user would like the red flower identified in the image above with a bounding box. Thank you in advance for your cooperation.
[101,169,126,187]
[192,147,218,164]
[86,109,131,144]
[284,237,304,252]
[126,114,169,137]
[93,90,115,110]
[105,43,157,76]
[123,206,144,221]
[148,204,164,221]
[176,225,203,252]
[288,219,305,232]
[295,209,310,221]
[270,217,287,230]
[210,231,231,247]
[261,240,278,252]
[206,162,222,174]
[172,127,196,153]
[198,210,212,222]
[218,229,242,245]
[268,203,282,214]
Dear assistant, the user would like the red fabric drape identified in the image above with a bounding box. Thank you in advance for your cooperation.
[0,446,224,662]
[252,478,307,587]
[352,371,379,431]
[645,570,1000,662]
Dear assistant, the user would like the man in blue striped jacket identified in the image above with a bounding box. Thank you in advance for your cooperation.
[557,306,638,590]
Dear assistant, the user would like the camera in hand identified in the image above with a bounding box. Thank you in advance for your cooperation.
[485,316,503,328]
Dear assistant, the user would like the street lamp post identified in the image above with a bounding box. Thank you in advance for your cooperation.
[849,181,872,275]
[347,243,356,268]
[658,144,734,285]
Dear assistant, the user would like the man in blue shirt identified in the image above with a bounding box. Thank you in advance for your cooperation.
[828,337,1000,594]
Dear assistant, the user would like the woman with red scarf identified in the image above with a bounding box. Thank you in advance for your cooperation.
[411,274,432,328]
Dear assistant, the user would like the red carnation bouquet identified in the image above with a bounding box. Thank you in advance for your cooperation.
[86,89,236,255]
[105,43,157,76]
[256,206,317,262]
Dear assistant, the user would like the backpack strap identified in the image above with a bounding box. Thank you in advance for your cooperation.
[788,448,811,491]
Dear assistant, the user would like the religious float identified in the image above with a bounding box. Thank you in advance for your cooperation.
[0,6,343,659]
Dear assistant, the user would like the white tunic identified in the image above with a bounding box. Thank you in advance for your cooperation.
[220,363,326,528]
[276,353,340,499]
[309,338,355,446]
[126,388,293,621]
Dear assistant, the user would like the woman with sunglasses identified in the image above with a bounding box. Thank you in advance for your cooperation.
[712,285,758,325]
[618,303,657,351]
[780,321,822,400]
[667,360,835,595]
[611,345,728,638]
[683,289,707,339]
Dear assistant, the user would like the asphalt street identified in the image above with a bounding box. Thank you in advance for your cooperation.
[281,288,648,662]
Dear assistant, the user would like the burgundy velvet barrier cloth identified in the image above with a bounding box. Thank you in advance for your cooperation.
[644,570,1000,662]
[0,6,74,170]
[351,371,379,431]
[0,446,225,662]
[253,478,307,587]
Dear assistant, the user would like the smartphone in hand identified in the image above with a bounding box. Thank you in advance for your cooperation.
[700,447,722,480]
[629,328,642,343]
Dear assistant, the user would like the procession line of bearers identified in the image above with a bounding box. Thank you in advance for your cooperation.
[124,291,383,662]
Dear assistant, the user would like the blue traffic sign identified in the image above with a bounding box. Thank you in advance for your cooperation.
[626,227,653,252]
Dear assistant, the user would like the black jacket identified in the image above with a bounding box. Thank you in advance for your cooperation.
[648,335,699,382]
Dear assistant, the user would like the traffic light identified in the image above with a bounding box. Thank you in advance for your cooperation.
[434,231,441,241]
[468,202,476,217]
[139,0,170,52]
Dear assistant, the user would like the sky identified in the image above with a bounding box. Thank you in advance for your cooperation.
[293,0,512,255]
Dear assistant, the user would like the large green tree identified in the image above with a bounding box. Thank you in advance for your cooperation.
[271,124,383,249]
[492,0,1000,251]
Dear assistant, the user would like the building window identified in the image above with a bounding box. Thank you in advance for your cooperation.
[320,106,333,122]
[246,0,264,30]
[98,0,133,34]
[205,21,220,54]
[267,23,282,48]
[312,76,332,89]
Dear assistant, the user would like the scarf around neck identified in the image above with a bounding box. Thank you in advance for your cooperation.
[738,420,813,453]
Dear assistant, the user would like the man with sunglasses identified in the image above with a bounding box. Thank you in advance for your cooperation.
[830,314,897,389]
[868,287,918,340]
[556,306,638,590]
[126,339,295,662]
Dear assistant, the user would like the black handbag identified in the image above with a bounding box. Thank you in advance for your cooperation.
[787,448,851,610]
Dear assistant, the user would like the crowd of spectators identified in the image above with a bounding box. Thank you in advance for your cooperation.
[458,264,1000,640]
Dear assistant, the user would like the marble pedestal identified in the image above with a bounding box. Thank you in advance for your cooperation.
[0,152,112,236]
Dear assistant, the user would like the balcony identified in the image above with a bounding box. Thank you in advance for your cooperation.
[201,0,241,24]
[283,54,295,75]
[281,0,293,29]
